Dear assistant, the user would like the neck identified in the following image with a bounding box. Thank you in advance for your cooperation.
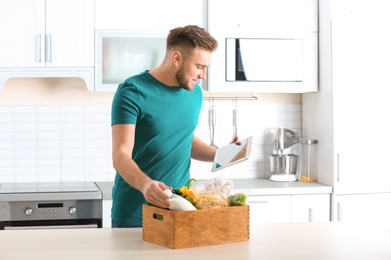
[149,63,179,87]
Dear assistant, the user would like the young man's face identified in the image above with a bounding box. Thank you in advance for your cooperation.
[175,48,212,91]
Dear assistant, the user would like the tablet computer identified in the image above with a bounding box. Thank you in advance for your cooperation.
[211,136,253,172]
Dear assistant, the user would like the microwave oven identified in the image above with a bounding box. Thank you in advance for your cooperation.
[207,32,318,93]
[95,30,167,91]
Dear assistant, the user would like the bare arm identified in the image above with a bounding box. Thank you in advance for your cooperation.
[191,135,216,162]
[191,134,239,162]
[111,124,170,208]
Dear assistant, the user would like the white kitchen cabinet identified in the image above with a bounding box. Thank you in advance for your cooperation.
[302,0,391,220]
[95,0,206,31]
[248,193,330,228]
[291,194,330,223]
[247,195,292,229]
[207,0,318,93]
[334,193,391,228]
[0,0,94,68]
[102,199,113,228]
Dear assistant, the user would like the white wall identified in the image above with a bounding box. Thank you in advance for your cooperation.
[0,78,301,183]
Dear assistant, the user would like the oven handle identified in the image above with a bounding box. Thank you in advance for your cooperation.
[4,224,98,230]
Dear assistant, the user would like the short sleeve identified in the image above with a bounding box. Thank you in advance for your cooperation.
[111,82,140,126]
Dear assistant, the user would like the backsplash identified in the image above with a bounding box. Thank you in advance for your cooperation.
[0,101,301,183]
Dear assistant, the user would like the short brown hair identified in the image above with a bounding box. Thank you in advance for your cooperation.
[166,25,218,53]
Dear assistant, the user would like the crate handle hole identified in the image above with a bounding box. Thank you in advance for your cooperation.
[153,213,164,221]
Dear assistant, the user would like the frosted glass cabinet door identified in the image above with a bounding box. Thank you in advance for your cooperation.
[0,0,45,67]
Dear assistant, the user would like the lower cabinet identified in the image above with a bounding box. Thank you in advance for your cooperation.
[291,194,330,222]
[247,195,292,229]
[247,194,331,228]
[102,199,113,228]
[102,194,331,228]
[334,193,391,227]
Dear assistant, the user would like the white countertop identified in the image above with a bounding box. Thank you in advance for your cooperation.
[1,222,390,259]
[96,179,332,199]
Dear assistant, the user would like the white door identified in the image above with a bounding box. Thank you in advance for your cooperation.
[331,1,391,193]
[102,199,113,228]
[247,195,291,229]
[291,194,330,222]
[45,0,94,67]
[0,0,45,67]
[0,0,94,68]
[95,0,205,30]
[334,193,391,228]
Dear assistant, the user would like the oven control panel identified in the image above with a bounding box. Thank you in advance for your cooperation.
[0,200,101,221]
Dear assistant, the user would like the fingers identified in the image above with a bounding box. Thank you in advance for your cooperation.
[231,135,239,144]
[142,180,171,209]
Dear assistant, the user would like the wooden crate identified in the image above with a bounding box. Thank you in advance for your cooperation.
[142,204,249,249]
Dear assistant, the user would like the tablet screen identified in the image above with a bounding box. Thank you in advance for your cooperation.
[211,136,252,172]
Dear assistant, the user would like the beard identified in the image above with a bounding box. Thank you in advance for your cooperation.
[175,66,194,91]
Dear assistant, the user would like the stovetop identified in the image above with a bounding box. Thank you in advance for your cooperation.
[0,182,102,202]
[0,182,99,194]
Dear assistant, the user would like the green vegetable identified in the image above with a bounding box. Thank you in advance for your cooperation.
[227,193,247,206]
[172,188,183,196]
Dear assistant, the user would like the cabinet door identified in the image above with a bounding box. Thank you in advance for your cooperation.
[334,194,391,227]
[0,0,94,68]
[45,0,94,67]
[331,1,391,193]
[95,0,205,30]
[291,194,330,222]
[0,0,45,67]
[207,0,318,93]
[247,195,291,228]
[102,199,113,228]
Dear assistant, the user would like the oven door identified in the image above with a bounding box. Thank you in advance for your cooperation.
[0,219,102,230]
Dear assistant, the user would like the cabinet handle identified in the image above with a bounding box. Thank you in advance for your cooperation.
[35,34,41,63]
[45,34,52,63]
[248,199,270,204]
[337,202,342,221]
[308,208,313,222]
[337,153,340,182]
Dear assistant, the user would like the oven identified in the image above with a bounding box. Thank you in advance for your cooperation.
[0,182,102,230]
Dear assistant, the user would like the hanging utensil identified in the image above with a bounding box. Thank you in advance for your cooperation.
[232,99,238,140]
[208,103,218,148]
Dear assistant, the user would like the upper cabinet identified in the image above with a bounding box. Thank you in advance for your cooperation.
[0,0,45,68]
[93,0,206,92]
[95,0,206,30]
[0,0,94,67]
[0,0,94,90]
[207,0,318,93]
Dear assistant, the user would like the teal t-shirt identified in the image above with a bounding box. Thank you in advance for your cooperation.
[111,70,203,226]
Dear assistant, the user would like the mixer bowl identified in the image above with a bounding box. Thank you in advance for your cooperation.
[270,154,298,174]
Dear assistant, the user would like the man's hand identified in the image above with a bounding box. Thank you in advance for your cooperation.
[231,135,239,144]
[141,180,171,209]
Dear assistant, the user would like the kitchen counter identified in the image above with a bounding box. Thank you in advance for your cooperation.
[1,222,390,259]
[96,179,332,199]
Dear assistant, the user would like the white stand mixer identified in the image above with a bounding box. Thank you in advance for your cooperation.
[269,128,300,182]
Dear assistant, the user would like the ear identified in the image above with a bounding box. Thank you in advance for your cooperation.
[172,51,181,66]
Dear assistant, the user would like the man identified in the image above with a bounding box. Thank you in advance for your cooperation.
[111,25,237,227]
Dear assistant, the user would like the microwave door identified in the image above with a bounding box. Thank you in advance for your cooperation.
[235,39,247,81]
[226,38,303,82]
